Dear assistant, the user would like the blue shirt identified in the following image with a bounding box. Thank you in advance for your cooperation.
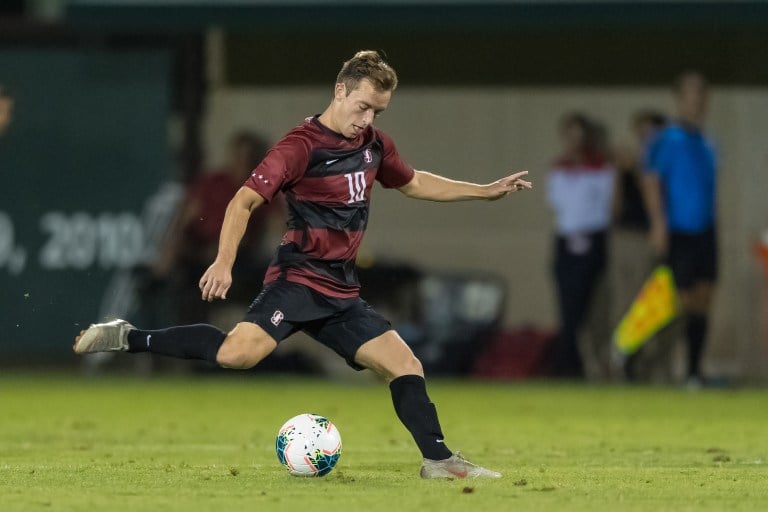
[645,123,717,233]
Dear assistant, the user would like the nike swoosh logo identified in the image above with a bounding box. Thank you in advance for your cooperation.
[449,469,469,478]
[325,159,339,165]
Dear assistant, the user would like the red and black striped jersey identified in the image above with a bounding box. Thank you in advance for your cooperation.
[244,115,415,298]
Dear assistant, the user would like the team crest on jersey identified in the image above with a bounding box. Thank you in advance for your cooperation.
[271,310,284,327]
[363,148,373,164]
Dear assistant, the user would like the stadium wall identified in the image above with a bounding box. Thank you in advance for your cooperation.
[0,47,171,364]
[203,85,768,379]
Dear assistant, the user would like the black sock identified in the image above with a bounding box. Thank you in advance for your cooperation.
[685,315,707,379]
[389,374,452,461]
[127,324,226,364]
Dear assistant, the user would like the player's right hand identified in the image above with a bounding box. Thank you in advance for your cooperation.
[486,171,532,200]
[199,260,233,302]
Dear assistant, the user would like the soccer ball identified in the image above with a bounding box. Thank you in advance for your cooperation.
[275,413,342,477]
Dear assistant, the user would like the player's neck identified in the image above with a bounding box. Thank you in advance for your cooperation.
[317,106,341,135]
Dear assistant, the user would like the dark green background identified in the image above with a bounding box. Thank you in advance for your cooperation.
[0,49,170,363]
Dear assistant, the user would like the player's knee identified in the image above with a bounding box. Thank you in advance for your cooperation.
[217,348,256,370]
[408,355,424,376]
[355,331,424,380]
[216,330,274,370]
[216,343,253,369]
[395,354,424,379]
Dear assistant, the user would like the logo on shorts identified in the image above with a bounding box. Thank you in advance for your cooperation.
[363,148,373,164]
[270,310,284,327]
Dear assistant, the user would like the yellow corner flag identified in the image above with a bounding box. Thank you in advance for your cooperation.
[614,265,679,356]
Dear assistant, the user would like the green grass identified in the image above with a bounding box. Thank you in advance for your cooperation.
[1,375,767,512]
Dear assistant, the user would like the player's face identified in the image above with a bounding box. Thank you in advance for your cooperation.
[560,121,585,154]
[334,79,391,138]
[676,76,708,124]
[0,98,13,137]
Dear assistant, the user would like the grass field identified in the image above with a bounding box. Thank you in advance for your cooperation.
[1,374,767,511]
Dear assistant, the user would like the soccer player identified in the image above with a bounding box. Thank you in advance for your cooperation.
[643,71,717,387]
[74,50,532,479]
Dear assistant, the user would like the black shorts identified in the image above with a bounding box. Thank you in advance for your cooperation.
[242,281,392,370]
[668,228,718,290]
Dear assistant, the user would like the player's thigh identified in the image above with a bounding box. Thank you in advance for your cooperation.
[217,322,278,369]
[304,299,391,371]
[354,330,423,382]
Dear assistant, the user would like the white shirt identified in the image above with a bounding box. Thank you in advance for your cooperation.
[548,162,615,236]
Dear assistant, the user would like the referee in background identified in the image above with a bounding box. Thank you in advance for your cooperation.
[643,71,718,388]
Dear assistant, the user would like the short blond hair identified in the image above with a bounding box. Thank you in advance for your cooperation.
[336,50,398,94]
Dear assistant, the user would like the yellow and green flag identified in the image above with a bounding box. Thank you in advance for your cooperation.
[614,265,679,355]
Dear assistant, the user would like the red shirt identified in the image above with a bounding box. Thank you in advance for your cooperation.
[185,170,274,255]
[244,116,414,298]
[186,171,243,246]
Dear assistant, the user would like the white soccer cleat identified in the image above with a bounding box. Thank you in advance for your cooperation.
[420,452,501,479]
[73,319,135,354]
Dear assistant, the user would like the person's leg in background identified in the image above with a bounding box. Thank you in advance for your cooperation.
[611,229,658,381]
[669,229,717,386]
[552,234,605,378]
[581,270,610,380]
[553,236,584,377]
[679,281,715,384]
[580,233,611,381]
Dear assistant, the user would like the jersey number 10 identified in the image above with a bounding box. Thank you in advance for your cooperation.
[345,172,366,203]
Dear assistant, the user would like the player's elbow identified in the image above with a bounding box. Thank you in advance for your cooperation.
[399,172,425,199]
[232,186,264,213]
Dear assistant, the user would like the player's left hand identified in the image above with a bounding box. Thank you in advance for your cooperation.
[485,171,532,200]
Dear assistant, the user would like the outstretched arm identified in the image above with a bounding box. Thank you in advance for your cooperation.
[398,170,532,202]
[199,186,265,301]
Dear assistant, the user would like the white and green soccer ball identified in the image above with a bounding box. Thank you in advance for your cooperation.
[275,413,342,477]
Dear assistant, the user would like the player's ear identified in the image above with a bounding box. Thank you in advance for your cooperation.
[333,83,347,102]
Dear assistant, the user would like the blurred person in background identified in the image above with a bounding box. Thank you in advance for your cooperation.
[613,110,667,235]
[612,110,669,380]
[0,85,13,138]
[548,113,615,378]
[153,130,282,326]
[643,71,717,388]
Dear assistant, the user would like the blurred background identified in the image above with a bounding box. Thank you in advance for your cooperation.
[2,0,768,384]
